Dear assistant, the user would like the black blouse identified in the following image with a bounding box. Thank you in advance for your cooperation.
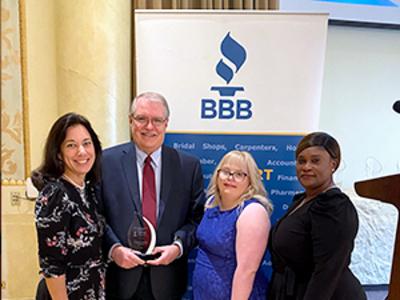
[35,178,106,300]
[268,188,366,300]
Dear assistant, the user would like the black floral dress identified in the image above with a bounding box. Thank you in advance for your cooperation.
[35,178,106,300]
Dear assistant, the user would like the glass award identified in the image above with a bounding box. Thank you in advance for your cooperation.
[127,212,159,260]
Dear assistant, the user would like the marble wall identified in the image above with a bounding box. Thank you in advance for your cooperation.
[350,191,398,284]
[1,1,38,298]
[1,0,131,299]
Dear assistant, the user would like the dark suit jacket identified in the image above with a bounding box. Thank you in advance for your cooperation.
[101,142,205,300]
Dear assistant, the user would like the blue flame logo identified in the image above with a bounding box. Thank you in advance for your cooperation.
[216,32,247,84]
[201,31,252,118]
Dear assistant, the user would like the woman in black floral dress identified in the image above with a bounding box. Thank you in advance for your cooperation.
[32,112,106,300]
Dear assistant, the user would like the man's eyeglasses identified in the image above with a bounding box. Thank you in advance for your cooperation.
[132,115,167,127]
[217,168,248,182]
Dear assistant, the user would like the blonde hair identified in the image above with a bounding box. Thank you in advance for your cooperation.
[206,150,273,214]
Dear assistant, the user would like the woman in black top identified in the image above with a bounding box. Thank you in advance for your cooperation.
[268,132,366,300]
[32,113,106,300]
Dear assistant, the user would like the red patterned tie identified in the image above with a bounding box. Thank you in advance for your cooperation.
[142,156,157,248]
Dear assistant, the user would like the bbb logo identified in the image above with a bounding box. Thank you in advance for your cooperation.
[201,32,253,120]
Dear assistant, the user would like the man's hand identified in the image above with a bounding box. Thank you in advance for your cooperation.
[145,244,181,266]
[111,245,145,269]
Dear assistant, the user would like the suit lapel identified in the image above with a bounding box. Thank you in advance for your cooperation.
[158,146,179,225]
[121,143,141,212]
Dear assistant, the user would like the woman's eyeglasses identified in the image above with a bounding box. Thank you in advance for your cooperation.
[217,168,248,182]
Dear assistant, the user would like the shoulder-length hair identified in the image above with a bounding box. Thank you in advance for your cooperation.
[206,150,273,214]
[31,112,102,190]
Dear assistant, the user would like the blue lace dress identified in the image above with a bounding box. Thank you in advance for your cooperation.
[193,199,268,300]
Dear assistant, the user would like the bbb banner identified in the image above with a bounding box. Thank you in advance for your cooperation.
[134,10,328,298]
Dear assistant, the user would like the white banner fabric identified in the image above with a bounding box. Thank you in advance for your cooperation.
[134,10,328,134]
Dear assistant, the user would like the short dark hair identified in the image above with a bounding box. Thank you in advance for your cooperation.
[31,112,102,190]
[296,132,341,169]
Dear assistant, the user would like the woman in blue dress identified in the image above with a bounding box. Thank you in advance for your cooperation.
[193,150,273,300]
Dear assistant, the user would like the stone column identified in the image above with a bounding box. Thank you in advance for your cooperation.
[55,0,131,147]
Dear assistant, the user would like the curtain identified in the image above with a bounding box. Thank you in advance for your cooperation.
[134,0,278,10]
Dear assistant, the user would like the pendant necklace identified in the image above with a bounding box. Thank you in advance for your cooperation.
[62,174,89,206]
[62,174,85,190]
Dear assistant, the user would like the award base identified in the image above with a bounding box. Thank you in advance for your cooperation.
[138,252,161,261]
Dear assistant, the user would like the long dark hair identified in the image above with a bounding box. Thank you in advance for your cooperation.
[31,112,102,190]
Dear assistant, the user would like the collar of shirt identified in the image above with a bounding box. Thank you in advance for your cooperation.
[135,145,162,170]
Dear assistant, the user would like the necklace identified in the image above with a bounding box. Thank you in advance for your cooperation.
[289,184,337,216]
[62,174,85,190]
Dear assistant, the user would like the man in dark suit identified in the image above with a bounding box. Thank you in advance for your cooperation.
[101,92,205,300]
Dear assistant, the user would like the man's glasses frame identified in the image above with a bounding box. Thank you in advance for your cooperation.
[131,114,167,127]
